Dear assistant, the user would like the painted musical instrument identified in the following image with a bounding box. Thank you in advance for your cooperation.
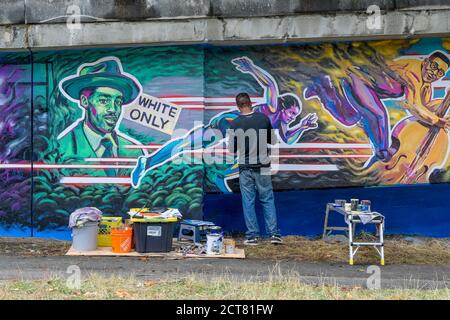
[374,89,450,184]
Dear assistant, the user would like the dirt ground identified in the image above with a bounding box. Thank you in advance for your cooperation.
[0,237,71,256]
[246,235,450,265]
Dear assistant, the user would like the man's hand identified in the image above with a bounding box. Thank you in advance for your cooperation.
[299,113,319,130]
[232,56,254,73]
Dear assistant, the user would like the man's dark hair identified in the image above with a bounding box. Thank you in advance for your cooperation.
[236,92,251,108]
[429,51,450,67]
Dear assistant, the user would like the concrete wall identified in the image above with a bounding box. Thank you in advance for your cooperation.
[3,0,450,25]
[2,1,450,50]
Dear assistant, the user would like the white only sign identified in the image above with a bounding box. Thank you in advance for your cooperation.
[123,93,182,135]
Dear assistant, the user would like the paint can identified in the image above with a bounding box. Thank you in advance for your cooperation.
[206,226,223,254]
[223,238,236,254]
[334,199,346,207]
[344,203,352,212]
[207,226,222,235]
[350,199,359,211]
[206,233,223,255]
[361,200,371,212]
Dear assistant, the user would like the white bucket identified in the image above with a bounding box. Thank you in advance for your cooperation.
[71,221,99,251]
[206,233,223,255]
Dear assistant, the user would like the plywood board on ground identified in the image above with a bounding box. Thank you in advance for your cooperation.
[66,246,245,259]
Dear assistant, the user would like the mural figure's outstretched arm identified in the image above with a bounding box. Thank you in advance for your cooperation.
[131,125,205,188]
[131,111,240,188]
[232,56,279,112]
[280,113,319,144]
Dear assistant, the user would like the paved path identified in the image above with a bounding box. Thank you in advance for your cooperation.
[0,255,449,289]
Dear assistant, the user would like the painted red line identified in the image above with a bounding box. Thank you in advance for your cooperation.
[159,95,203,98]
[205,102,236,106]
[204,96,260,99]
[159,95,260,99]
[59,176,132,186]
[166,101,204,105]
[0,163,134,169]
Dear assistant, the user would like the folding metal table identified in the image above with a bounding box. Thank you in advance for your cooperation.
[323,203,385,265]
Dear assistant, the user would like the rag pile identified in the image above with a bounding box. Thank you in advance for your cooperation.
[69,207,102,228]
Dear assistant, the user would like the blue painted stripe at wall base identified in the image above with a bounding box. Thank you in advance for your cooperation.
[204,184,450,238]
[1,184,448,240]
[0,226,32,238]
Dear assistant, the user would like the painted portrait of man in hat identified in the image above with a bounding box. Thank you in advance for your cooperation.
[57,57,146,176]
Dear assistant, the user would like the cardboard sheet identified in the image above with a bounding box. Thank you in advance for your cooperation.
[66,246,245,259]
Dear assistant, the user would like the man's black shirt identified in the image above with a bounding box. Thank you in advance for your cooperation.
[228,112,277,169]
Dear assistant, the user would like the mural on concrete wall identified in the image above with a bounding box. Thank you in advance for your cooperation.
[202,38,450,192]
[30,47,205,235]
[0,38,450,236]
[0,54,32,235]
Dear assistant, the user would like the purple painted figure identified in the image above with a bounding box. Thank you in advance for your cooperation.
[304,67,405,168]
[231,56,318,144]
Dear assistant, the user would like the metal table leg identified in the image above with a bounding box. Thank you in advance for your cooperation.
[379,219,385,266]
[322,204,330,239]
[348,217,354,265]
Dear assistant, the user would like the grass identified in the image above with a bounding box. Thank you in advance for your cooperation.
[2,235,450,265]
[0,274,449,300]
[244,235,450,265]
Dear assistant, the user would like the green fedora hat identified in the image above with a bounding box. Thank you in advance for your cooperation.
[61,59,140,104]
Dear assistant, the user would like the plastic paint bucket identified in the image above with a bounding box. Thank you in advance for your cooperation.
[206,234,223,255]
[111,227,133,253]
[71,221,99,251]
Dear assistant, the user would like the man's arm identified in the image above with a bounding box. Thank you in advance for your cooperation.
[232,56,279,112]
[267,120,277,146]
[403,83,443,126]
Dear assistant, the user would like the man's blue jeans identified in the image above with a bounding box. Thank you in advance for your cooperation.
[238,168,280,239]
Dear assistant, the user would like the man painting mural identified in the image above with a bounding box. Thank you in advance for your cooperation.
[131,57,318,191]
[58,57,145,176]
[228,92,281,245]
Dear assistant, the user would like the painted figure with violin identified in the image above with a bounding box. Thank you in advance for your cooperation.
[371,51,450,184]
